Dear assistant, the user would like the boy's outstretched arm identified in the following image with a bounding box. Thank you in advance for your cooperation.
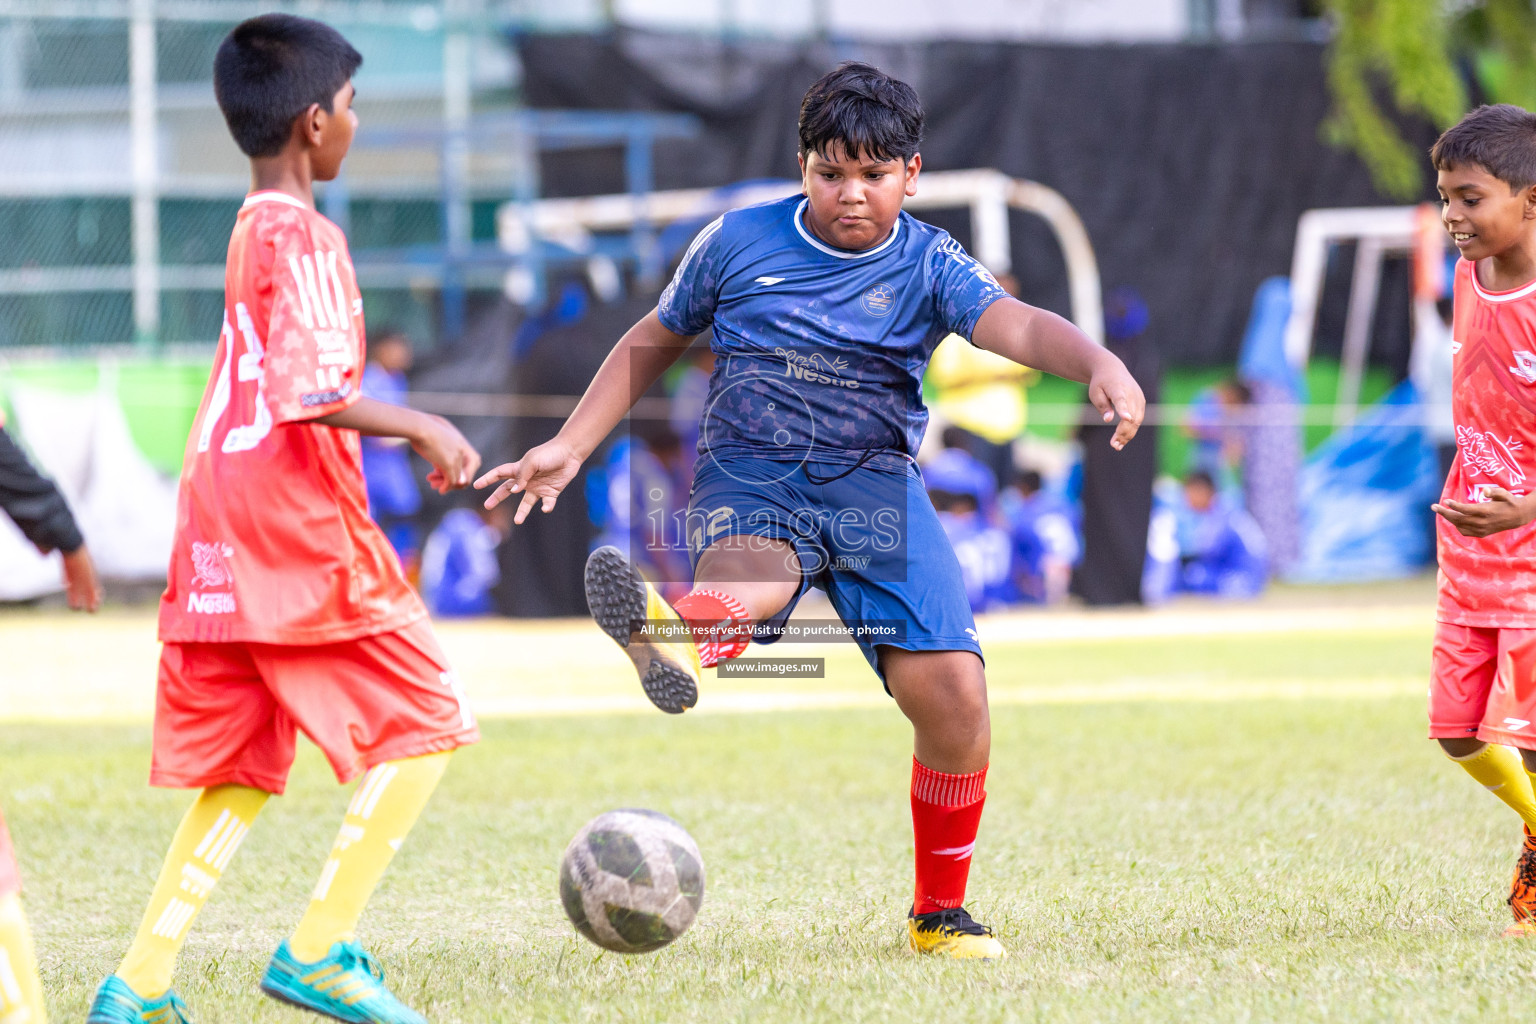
[476,311,695,523]
[315,396,481,493]
[970,297,1146,450]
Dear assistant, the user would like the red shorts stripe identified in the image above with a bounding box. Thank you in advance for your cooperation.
[152,617,479,794]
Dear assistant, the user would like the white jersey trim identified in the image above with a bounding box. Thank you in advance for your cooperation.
[241,191,311,212]
[1469,262,1536,303]
[792,199,902,260]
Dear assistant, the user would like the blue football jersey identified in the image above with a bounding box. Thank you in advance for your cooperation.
[657,196,1007,470]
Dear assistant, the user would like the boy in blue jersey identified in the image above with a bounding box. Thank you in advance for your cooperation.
[476,62,1145,958]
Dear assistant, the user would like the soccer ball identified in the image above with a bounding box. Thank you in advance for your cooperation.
[558,808,705,953]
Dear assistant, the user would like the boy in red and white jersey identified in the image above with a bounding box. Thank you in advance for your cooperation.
[1428,103,1536,937]
[89,15,481,1023]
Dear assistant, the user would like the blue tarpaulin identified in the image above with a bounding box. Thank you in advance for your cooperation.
[1289,381,1441,582]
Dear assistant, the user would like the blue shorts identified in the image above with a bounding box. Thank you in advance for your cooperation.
[686,452,983,682]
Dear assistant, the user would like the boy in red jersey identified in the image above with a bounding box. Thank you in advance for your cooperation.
[88,16,481,1023]
[1427,103,1536,938]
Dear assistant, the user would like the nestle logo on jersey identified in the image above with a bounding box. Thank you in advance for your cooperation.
[187,592,236,614]
[861,283,896,317]
[775,347,859,389]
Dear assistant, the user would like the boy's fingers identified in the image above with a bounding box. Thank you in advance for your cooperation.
[462,450,483,485]
[1088,383,1113,417]
[542,494,559,514]
[473,461,519,490]
[514,491,540,525]
[1111,417,1139,449]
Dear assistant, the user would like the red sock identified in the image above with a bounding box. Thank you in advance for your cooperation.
[672,589,751,667]
[911,757,987,914]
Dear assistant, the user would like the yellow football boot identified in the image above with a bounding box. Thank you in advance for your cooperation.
[907,907,1006,959]
[1505,826,1536,937]
[584,546,702,714]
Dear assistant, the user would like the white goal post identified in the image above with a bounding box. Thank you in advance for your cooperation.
[495,168,1105,345]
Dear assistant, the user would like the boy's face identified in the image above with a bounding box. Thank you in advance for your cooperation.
[1437,162,1536,263]
[308,81,357,182]
[797,144,920,251]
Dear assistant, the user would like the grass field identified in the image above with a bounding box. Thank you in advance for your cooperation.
[7,586,1536,1022]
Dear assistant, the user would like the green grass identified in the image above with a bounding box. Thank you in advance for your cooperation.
[10,625,1536,1022]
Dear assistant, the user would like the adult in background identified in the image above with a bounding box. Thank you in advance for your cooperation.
[0,419,100,611]
[1072,287,1161,605]
[360,328,424,577]
[0,415,100,1024]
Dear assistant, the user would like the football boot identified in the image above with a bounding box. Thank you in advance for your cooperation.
[907,906,1006,959]
[1506,825,1536,938]
[584,545,701,714]
[85,976,194,1024]
[259,940,426,1024]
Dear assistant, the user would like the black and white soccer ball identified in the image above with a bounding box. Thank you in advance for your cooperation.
[558,809,705,953]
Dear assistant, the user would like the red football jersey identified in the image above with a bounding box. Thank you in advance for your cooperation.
[158,191,425,644]
[1438,257,1536,627]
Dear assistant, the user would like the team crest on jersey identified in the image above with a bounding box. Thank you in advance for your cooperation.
[1512,350,1536,384]
[190,542,235,588]
[861,282,896,317]
[1458,425,1527,484]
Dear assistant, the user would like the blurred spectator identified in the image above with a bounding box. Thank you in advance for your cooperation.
[0,417,101,611]
[1073,286,1161,605]
[924,447,1010,612]
[1184,377,1252,481]
[925,272,1035,484]
[1171,469,1267,598]
[360,328,423,577]
[1237,376,1302,576]
[420,502,511,616]
[999,468,1081,605]
[1184,373,1302,576]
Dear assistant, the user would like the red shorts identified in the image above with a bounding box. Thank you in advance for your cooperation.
[0,810,18,897]
[1429,622,1536,746]
[153,618,479,794]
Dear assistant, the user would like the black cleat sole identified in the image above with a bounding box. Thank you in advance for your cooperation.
[640,662,696,716]
[584,546,647,648]
[584,546,697,715]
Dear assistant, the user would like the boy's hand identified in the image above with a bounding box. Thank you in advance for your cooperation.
[1433,488,1536,537]
[1088,362,1146,450]
[61,545,102,612]
[475,439,583,524]
[411,414,481,494]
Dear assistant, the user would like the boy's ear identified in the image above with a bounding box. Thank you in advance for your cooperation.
[297,102,325,150]
[1525,183,1536,219]
[904,152,922,197]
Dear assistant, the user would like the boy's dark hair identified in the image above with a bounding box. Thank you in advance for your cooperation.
[1430,103,1536,191]
[798,62,923,164]
[213,14,362,159]
[1184,469,1216,490]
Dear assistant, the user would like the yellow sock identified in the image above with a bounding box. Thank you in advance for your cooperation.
[288,752,452,963]
[1449,744,1536,830]
[116,785,268,999]
[0,893,46,1024]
